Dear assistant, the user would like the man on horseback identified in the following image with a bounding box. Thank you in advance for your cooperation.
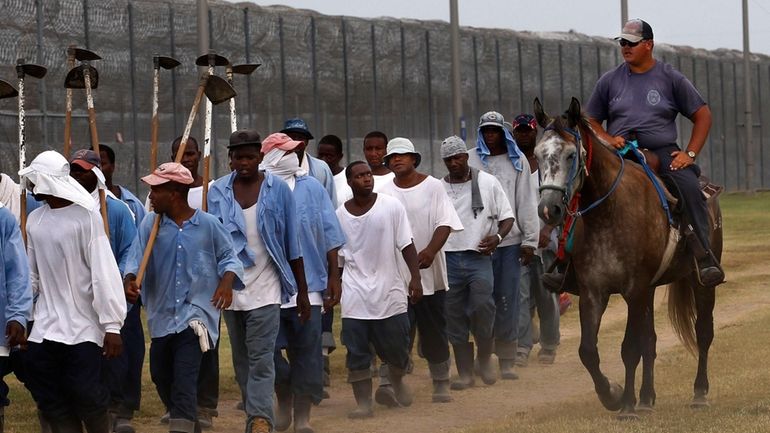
[585,19,724,287]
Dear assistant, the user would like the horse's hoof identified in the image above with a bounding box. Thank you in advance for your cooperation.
[616,411,640,421]
[690,395,710,409]
[636,403,655,413]
[599,382,624,411]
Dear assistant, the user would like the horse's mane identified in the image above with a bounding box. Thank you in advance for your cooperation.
[547,111,615,152]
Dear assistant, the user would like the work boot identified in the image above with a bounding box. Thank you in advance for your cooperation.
[168,418,197,433]
[246,417,271,433]
[499,359,519,380]
[348,379,374,419]
[538,347,557,364]
[428,361,452,403]
[451,342,475,390]
[375,364,399,408]
[196,407,214,430]
[388,368,414,407]
[293,395,315,433]
[274,383,293,431]
[697,252,725,287]
[476,339,497,385]
[81,410,111,433]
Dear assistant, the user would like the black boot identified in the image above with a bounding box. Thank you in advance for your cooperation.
[81,410,111,433]
[697,251,724,287]
[450,343,475,390]
[274,383,293,431]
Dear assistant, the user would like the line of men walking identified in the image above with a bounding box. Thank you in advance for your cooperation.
[0,111,560,433]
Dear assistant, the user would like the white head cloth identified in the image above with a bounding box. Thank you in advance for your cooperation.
[19,150,95,210]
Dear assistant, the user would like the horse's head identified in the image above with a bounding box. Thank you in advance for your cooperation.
[534,97,587,226]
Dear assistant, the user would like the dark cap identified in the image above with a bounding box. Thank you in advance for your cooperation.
[280,117,314,140]
[512,114,537,131]
[69,149,101,170]
[228,129,262,149]
[615,19,653,43]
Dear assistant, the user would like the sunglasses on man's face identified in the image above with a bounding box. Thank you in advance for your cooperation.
[619,39,642,48]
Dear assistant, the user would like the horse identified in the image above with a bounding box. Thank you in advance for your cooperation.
[532,97,722,419]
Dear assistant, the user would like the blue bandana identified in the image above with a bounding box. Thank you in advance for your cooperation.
[475,126,524,171]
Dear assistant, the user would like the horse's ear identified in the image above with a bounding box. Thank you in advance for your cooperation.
[533,97,549,128]
[567,97,582,128]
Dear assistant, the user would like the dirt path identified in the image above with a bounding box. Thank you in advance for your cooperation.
[134,245,770,433]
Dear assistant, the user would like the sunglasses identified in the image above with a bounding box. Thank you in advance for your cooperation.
[619,39,644,48]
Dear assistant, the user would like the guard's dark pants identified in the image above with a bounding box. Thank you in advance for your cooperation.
[651,146,712,250]
[103,302,145,418]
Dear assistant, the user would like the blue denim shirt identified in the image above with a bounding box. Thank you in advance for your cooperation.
[307,155,337,206]
[125,209,244,344]
[0,206,32,337]
[118,185,147,228]
[293,175,345,292]
[207,171,301,303]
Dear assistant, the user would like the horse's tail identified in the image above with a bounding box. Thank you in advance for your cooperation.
[667,278,698,356]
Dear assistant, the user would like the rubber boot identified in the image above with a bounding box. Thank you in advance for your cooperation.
[293,395,315,433]
[348,379,374,419]
[274,383,293,431]
[451,342,475,390]
[476,338,497,385]
[387,367,413,407]
[498,358,519,380]
[168,418,197,433]
[82,410,111,433]
[374,363,398,408]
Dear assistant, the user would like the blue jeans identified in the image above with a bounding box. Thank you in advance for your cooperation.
[491,244,522,359]
[445,251,496,345]
[342,313,411,382]
[149,327,203,422]
[517,250,560,353]
[197,321,219,415]
[103,302,145,418]
[275,306,323,403]
[223,305,280,425]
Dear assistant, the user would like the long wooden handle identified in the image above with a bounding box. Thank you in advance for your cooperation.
[18,74,27,245]
[201,155,210,212]
[84,68,109,239]
[150,68,160,170]
[63,47,75,158]
[135,216,159,283]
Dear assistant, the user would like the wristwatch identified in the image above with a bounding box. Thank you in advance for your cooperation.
[686,150,697,159]
[496,233,503,244]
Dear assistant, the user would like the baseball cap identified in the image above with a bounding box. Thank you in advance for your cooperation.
[616,19,654,43]
[478,111,506,129]
[228,129,262,149]
[513,114,537,131]
[261,132,303,154]
[141,162,194,186]
[440,136,467,159]
[69,149,101,170]
[384,137,422,168]
[280,117,314,140]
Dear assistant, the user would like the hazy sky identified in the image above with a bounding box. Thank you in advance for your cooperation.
[229,0,770,56]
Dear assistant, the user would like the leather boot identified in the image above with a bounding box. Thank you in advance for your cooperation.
[274,383,293,431]
[387,368,413,407]
[451,342,475,390]
[348,379,374,419]
[475,338,497,385]
[168,418,197,433]
[293,395,314,433]
[428,361,452,403]
[697,251,725,287]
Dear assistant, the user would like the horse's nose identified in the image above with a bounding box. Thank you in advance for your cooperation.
[539,202,565,225]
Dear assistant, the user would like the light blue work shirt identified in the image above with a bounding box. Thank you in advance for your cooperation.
[125,209,244,344]
[293,175,345,292]
[307,155,337,206]
[207,171,301,304]
[118,185,147,228]
[0,206,32,335]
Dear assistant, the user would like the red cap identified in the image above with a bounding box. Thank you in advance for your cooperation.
[141,162,194,186]
[261,132,303,154]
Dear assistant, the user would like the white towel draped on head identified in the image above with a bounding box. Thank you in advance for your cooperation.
[0,173,20,221]
[18,150,95,210]
[259,149,307,191]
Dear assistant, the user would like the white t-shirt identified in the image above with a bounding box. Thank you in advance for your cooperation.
[378,176,463,295]
[229,203,282,311]
[442,170,514,252]
[333,170,352,208]
[336,171,396,208]
[336,194,414,320]
[26,203,126,346]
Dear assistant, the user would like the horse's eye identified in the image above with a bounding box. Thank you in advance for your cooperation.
[566,152,575,161]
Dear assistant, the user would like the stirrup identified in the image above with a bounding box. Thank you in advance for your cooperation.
[695,256,725,287]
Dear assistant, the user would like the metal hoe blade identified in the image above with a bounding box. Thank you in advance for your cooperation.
[232,63,261,75]
[64,65,99,89]
[196,52,229,67]
[71,47,101,62]
[155,55,181,70]
[17,61,47,79]
[0,80,18,99]
[204,75,236,105]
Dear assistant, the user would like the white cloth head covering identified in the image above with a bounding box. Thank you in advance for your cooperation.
[259,149,308,191]
[19,150,95,210]
[0,173,20,221]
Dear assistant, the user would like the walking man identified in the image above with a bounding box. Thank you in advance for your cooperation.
[467,111,539,379]
[337,161,422,418]
[440,136,514,389]
[98,143,147,226]
[379,138,463,403]
[280,118,337,205]
[21,150,126,432]
[124,162,243,433]
[207,130,310,433]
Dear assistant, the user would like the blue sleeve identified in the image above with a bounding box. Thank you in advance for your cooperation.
[109,199,137,276]
[318,188,346,253]
[210,217,245,291]
[206,180,226,224]
[124,212,153,278]
[25,193,43,215]
[2,212,32,328]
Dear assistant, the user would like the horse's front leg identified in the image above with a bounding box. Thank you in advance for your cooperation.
[578,290,622,411]
[692,281,715,408]
[618,289,654,420]
[638,287,657,411]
